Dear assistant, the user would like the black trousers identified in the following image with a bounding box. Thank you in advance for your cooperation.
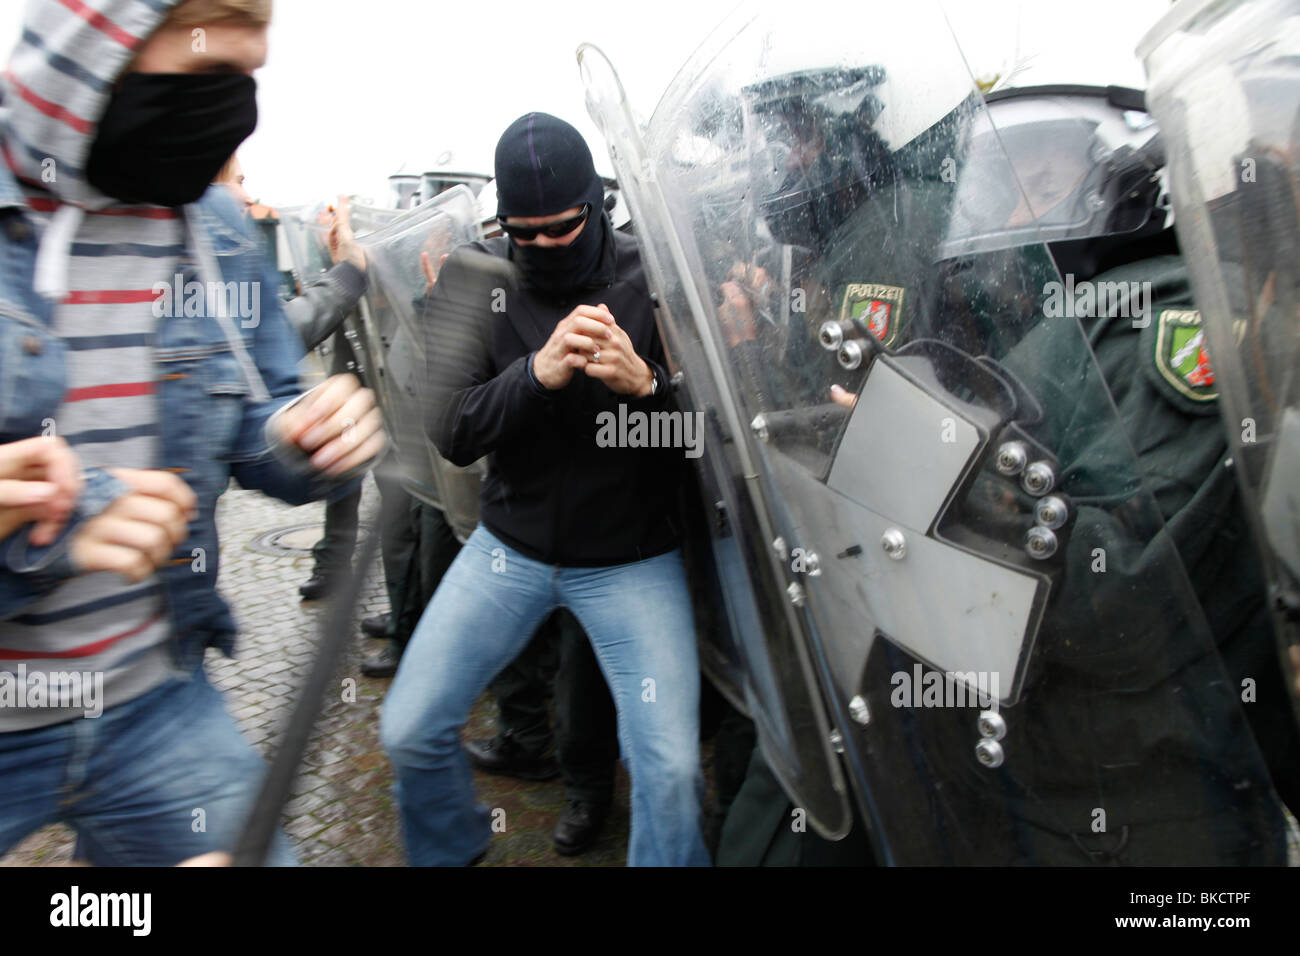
[386,497,462,649]
[310,488,360,575]
[310,328,363,576]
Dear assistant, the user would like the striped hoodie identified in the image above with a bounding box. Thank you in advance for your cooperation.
[0,0,268,730]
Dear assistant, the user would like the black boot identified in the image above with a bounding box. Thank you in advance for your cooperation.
[299,567,342,601]
[463,733,559,781]
[552,800,610,856]
[360,614,390,639]
[361,642,402,679]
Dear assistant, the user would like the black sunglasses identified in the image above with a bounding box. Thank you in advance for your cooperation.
[498,203,591,240]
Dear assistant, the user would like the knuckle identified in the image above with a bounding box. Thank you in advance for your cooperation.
[144,526,166,551]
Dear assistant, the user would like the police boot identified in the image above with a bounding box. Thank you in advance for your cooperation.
[463,732,559,782]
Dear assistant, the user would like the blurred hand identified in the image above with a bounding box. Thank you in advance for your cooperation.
[328,196,366,273]
[275,374,385,476]
[420,251,450,295]
[717,262,770,348]
[0,437,82,544]
[69,469,197,582]
[177,852,232,866]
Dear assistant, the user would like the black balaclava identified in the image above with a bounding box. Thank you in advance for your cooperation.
[494,112,607,293]
[86,73,259,207]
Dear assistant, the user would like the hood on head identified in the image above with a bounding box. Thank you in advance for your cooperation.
[2,0,184,208]
[494,112,604,220]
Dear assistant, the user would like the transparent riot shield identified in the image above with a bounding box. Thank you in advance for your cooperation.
[278,203,334,290]
[348,202,405,237]
[581,0,1286,862]
[351,185,484,539]
[1141,0,1300,729]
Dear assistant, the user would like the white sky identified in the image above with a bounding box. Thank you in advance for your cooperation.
[0,0,1176,207]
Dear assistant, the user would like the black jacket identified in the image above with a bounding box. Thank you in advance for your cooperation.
[426,220,685,566]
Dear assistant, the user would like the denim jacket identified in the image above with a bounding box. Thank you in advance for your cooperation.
[0,167,353,671]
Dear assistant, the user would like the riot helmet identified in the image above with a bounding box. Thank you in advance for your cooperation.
[744,66,895,249]
[743,61,974,252]
[940,85,1171,279]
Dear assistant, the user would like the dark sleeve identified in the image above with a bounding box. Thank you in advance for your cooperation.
[627,312,675,413]
[283,261,367,354]
[422,247,556,467]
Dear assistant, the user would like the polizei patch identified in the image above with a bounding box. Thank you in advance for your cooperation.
[841,282,904,347]
[1154,308,1218,402]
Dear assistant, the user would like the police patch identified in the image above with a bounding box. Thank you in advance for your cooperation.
[841,282,905,348]
[1154,309,1218,402]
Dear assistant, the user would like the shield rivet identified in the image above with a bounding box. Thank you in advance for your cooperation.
[837,340,863,370]
[975,739,1005,768]
[787,582,805,607]
[849,696,870,725]
[995,441,1028,476]
[804,551,821,577]
[1034,495,1069,530]
[881,528,906,560]
[773,536,788,559]
[1025,526,1058,560]
[819,320,844,351]
[1022,461,1056,496]
[978,710,1006,740]
[829,729,845,754]
[751,414,769,443]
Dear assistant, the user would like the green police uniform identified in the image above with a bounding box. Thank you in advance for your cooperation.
[717,251,1295,864]
[1083,255,1300,818]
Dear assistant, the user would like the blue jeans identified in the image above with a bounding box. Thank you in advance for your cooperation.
[0,669,294,866]
[381,525,711,866]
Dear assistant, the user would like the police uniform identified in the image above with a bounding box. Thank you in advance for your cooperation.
[1083,254,1300,819]
[718,250,1295,864]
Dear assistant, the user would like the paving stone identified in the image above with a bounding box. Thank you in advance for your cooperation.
[311,798,348,826]
[284,789,329,818]
[285,814,327,842]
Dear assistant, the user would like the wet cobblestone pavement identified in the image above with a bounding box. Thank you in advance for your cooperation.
[1,476,661,867]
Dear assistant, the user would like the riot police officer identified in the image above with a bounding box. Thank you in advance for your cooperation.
[581,0,1286,864]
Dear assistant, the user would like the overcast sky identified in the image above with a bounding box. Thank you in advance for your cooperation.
[0,0,1176,207]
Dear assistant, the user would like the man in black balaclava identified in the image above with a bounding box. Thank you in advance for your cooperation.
[496,115,608,292]
[382,113,711,867]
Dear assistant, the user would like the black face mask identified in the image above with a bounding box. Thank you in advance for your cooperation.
[86,73,258,207]
[510,211,608,293]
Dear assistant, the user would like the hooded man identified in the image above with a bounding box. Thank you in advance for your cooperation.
[0,0,384,866]
[381,112,711,866]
